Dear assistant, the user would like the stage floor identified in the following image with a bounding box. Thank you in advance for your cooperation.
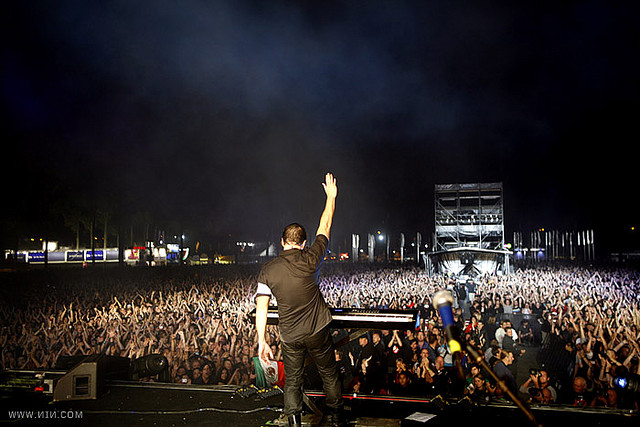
[1,380,637,426]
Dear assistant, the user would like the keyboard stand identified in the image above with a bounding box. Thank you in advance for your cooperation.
[302,391,322,416]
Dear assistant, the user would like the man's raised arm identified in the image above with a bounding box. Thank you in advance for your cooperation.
[316,173,338,238]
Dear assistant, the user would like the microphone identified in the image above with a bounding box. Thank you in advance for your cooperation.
[432,290,461,354]
[432,295,541,426]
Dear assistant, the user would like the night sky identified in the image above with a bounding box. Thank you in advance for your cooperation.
[4,0,640,254]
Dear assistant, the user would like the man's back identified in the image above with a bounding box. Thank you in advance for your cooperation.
[494,360,516,392]
[254,173,342,425]
[258,235,331,342]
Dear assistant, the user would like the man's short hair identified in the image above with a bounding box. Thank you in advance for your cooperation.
[282,223,307,245]
[500,349,513,360]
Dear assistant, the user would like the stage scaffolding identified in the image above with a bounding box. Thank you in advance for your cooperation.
[430,183,510,276]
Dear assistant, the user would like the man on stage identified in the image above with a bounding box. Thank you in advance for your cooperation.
[255,173,343,426]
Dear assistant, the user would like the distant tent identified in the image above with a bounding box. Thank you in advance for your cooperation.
[259,243,278,257]
[428,247,510,277]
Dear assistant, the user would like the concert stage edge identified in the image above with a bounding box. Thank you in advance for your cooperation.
[1,376,637,426]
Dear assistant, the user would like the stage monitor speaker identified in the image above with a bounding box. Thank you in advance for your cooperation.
[53,355,129,402]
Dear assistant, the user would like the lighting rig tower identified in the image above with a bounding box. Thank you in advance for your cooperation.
[431,183,509,276]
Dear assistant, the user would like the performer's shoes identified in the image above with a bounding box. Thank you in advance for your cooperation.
[321,408,347,427]
[287,413,301,426]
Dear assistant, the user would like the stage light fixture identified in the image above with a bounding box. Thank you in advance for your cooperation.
[615,373,640,393]
[130,354,170,382]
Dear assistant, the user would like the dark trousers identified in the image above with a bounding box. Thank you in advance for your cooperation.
[281,327,343,415]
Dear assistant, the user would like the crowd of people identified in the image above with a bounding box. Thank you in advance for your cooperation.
[1,263,638,410]
[0,267,261,388]
[320,265,640,410]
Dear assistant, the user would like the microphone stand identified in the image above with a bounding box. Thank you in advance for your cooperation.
[464,344,542,427]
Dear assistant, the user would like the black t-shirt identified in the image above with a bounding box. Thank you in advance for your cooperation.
[256,234,332,343]
[356,342,378,373]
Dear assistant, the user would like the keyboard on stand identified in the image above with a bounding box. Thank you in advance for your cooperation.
[249,307,419,330]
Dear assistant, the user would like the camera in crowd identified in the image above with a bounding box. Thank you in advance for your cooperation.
[529,368,541,377]
[528,387,542,397]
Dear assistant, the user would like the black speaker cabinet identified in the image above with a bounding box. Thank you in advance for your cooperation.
[53,354,129,401]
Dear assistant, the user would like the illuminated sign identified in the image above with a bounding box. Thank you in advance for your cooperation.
[28,252,45,262]
[67,251,84,262]
[48,252,65,262]
[126,249,140,260]
[86,250,104,261]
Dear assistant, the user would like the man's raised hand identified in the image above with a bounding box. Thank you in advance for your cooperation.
[322,173,338,199]
[316,173,337,238]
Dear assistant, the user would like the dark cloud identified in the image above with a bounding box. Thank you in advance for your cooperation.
[4,0,640,252]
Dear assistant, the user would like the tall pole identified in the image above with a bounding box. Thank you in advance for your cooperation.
[368,234,375,263]
[44,234,49,268]
[385,233,390,262]
[570,232,574,260]
[351,234,359,263]
[91,216,96,266]
[103,216,108,263]
[180,234,184,266]
[117,228,123,265]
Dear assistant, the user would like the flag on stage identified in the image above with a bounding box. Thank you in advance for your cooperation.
[253,357,285,388]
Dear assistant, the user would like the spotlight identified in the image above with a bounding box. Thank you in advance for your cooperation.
[614,373,640,393]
